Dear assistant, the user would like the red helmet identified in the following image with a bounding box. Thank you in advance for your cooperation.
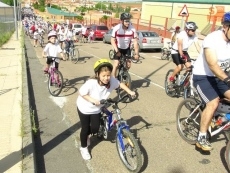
[175,26,180,30]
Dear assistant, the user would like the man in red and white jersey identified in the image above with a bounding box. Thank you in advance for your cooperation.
[111,12,139,77]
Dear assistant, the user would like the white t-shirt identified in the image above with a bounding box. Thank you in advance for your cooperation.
[81,27,87,35]
[76,77,120,114]
[43,43,62,57]
[65,29,74,40]
[89,31,94,37]
[33,31,39,39]
[58,30,65,41]
[193,30,230,76]
[111,23,137,49]
[171,30,198,54]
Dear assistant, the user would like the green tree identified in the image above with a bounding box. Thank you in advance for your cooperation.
[39,0,45,7]
[108,3,113,11]
[2,0,14,6]
[124,6,131,13]
[95,2,106,10]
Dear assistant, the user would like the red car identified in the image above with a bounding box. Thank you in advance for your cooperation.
[90,25,109,40]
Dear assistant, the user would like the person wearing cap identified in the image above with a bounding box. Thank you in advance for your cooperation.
[192,12,230,151]
[76,59,136,160]
[171,26,180,46]
[42,31,66,73]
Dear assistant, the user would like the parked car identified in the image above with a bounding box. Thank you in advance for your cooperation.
[72,23,83,35]
[137,31,164,51]
[90,25,109,40]
[103,29,112,44]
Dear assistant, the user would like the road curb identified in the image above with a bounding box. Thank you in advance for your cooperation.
[22,40,37,173]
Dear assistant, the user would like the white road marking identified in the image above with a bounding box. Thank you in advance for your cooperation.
[79,48,165,90]
[152,55,161,59]
[49,96,67,108]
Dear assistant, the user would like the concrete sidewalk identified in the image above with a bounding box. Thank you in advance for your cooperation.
[0,28,35,172]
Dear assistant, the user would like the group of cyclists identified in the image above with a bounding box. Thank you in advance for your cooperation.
[168,12,230,152]
[24,10,230,160]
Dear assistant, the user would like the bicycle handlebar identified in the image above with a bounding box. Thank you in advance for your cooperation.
[100,89,137,105]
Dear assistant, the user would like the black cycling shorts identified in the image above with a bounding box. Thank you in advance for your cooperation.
[113,48,131,60]
[171,51,191,66]
[46,58,59,69]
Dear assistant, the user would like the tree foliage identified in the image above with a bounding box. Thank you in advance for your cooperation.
[1,0,14,6]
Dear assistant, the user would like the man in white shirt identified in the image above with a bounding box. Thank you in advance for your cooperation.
[169,22,200,82]
[192,12,230,151]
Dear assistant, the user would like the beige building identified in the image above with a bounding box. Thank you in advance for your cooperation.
[141,0,230,33]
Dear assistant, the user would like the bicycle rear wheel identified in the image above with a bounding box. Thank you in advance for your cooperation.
[71,48,79,64]
[116,129,142,172]
[176,98,202,144]
[165,69,177,97]
[48,70,64,96]
[161,48,168,60]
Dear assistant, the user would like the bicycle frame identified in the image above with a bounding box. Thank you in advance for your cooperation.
[101,100,130,152]
[186,99,230,137]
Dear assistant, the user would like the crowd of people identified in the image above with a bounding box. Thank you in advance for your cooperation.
[22,11,230,160]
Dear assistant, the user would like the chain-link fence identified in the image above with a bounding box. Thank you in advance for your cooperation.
[0,7,15,36]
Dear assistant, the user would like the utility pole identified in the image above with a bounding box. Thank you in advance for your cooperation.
[13,0,18,40]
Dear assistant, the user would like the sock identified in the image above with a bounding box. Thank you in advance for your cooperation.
[198,132,206,140]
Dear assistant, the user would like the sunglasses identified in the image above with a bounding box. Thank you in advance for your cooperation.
[190,29,196,32]
[124,20,130,23]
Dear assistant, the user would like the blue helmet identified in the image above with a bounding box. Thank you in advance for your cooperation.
[222,12,230,25]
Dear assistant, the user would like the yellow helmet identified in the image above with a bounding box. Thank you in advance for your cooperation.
[94,59,113,73]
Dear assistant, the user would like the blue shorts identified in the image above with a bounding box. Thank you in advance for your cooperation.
[193,75,229,104]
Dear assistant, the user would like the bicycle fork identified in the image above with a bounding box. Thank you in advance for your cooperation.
[117,123,132,151]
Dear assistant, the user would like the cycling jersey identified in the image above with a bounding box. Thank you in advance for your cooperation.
[65,29,74,40]
[193,30,230,76]
[111,23,137,49]
[171,30,198,54]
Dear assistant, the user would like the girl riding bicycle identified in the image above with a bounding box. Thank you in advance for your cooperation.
[76,59,135,160]
[42,31,66,73]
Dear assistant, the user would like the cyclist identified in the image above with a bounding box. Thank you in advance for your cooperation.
[111,12,139,77]
[33,29,39,47]
[76,59,136,160]
[192,12,230,151]
[58,27,66,49]
[42,31,66,73]
[169,21,200,82]
[171,26,180,46]
[64,23,74,54]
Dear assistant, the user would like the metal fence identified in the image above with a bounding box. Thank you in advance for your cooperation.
[0,7,15,35]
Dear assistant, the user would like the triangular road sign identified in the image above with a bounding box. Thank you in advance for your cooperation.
[178,5,189,17]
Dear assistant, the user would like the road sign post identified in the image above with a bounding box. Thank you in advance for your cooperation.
[178,5,189,29]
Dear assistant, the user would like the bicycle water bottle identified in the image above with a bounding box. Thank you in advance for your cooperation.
[216,113,230,125]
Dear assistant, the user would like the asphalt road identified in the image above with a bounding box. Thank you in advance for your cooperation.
[25,36,230,173]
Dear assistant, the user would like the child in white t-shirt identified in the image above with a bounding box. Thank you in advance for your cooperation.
[76,59,135,160]
[42,31,66,73]
[88,29,94,43]
[33,29,39,47]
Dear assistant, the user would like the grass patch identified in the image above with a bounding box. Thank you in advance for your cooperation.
[0,31,14,47]
[31,109,38,134]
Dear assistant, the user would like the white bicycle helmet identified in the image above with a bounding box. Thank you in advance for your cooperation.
[48,31,57,39]
[185,22,198,30]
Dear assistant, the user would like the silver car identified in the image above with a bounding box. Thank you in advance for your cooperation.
[103,29,112,44]
[137,31,164,51]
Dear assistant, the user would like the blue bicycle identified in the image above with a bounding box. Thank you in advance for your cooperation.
[97,93,142,173]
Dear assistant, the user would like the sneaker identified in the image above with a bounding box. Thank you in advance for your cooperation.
[87,135,91,146]
[80,147,91,160]
[169,76,175,82]
[196,135,213,151]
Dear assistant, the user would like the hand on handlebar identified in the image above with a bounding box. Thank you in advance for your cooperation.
[92,99,100,106]
[181,54,187,61]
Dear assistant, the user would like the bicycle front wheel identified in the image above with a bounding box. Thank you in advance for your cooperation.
[116,129,142,173]
[176,98,202,144]
[119,70,132,89]
[165,69,177,97]
[71,48,79,64]
[109,49,114,60]
[48,70,64,96]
